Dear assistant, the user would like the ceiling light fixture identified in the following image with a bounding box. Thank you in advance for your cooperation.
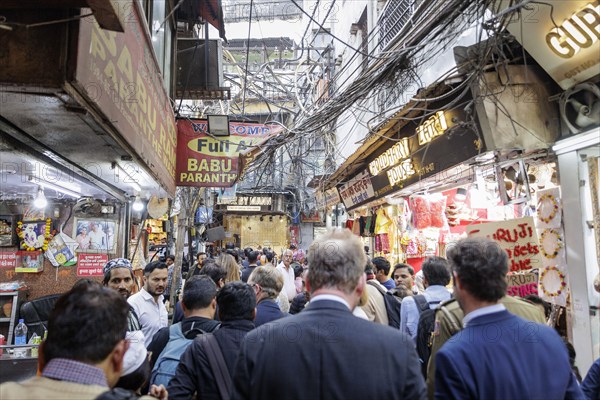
[279,215,284,222]
[28,176,81,198]
[132,196,144,212]
[33,187,48,209]
[112,162,142,192]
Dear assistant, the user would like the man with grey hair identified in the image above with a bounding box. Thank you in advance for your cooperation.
[233,228,426,399]
[248,266,286,328]
[276,249,296,302]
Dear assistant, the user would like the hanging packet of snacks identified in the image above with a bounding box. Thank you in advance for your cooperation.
[428,194,448,228]
[535,187,562,229]
[411,196,431,229]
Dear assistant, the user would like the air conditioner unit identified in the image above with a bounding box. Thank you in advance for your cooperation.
[176,38,229,100]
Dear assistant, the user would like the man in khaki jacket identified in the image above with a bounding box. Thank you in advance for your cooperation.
[361,261,389,325]
[426,295,546,399]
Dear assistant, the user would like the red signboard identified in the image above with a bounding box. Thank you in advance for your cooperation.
[0,252,18,269]
[73,2,177,195]
[77,254,109,277]
[176,119,283,187]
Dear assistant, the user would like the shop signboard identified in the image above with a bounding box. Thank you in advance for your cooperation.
[176,119,283,187]
[365,105,484,204]
[77,254,109,277]
[467,217,543,273]
[506,271,539,297]
[73,2,177,195]
[338,170,376,209]
[493,0,600,90]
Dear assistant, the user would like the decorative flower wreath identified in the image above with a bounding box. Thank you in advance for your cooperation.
[539,266,567,297]
[16,218,55,252]
[540,229,564,259]
[537,193,559,224]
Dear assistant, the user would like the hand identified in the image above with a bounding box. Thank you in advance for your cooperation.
[149,384,168,400]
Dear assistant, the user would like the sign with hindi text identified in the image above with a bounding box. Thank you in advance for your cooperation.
[467,217,543,272]
[338,171,376,209]
[77,254,109,277]
[0,252,18,269]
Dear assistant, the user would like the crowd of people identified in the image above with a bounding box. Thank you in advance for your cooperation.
[1,230,599,399]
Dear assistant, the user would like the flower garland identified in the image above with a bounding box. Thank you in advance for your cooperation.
[537,193,559,224]
[16,218,54,252]
[539,266,567,297]
[540,229,563,259]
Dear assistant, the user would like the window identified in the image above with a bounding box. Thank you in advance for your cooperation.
[378,0,422,51]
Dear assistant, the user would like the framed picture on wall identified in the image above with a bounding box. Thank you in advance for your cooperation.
[73,218,118,254]
[0,215,17,247]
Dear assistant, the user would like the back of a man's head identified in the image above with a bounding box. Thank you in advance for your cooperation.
[422,256,451,286]
[182,276,217,310]
[307,228,366,295]
[248,250,259,264]
[248,266,284,299]
[43,282,128,364]
[217,282,256,321]
[198,262,227,285]
[144,260,167,276]
[447,237,508,302]
[372,256,391,275]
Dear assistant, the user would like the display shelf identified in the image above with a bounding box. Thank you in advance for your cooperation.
[0,291,26,345]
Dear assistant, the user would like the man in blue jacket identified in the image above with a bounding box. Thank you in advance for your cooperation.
[435,237,583,399]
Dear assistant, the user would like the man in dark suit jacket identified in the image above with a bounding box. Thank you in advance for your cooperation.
[233,228,426,400]
[435,237,583,399]
[247,266,286,327]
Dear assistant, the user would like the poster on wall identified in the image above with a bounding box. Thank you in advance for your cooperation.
[0,251,18,269]
[467,217,544,273]
[46,232,78,267]
[506,271,538,297]
[73,218,118,253]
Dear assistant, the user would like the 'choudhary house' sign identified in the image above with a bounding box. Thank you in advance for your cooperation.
[365,99,484,203]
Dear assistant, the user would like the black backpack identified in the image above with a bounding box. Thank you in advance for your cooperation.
[367,281,401,329]
[413,295,441,378]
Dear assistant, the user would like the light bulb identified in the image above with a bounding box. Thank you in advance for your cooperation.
[132,196,144,212]
[33,187,47,209]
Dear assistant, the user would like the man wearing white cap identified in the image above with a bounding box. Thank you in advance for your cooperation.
[103,258,150,392]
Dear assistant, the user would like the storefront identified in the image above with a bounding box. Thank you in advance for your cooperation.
[215,194,290,254]
[0,2,177,306]
[324,58,588,357]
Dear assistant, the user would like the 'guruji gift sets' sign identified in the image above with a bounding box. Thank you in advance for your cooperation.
[176,119,283,187]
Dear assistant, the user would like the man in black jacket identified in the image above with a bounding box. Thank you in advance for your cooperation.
[147,276,221,372]
[167,282,256,399]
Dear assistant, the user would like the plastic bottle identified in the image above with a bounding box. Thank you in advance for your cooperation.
[14,319,27,346]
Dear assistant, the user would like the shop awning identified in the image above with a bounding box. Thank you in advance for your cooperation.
[178,0,227,41]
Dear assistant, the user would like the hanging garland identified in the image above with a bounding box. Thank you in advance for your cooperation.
[537,193,559,224]
[16,218,55,252]
[539,266,567,297]
[540,229,564,259]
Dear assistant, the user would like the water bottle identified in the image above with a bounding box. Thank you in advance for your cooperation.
[14,319,27,345]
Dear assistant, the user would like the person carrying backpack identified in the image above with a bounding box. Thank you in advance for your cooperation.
[399,257,451,377]
[148,276,220,388]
